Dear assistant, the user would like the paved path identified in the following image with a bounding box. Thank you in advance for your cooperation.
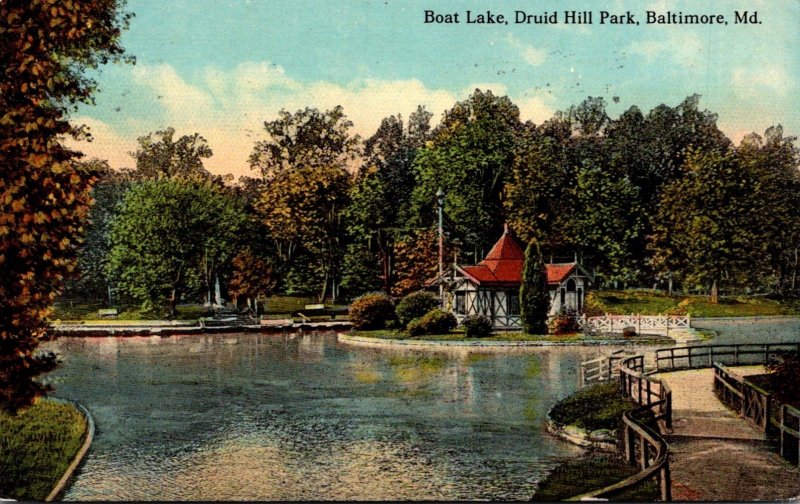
[653,367,800,501]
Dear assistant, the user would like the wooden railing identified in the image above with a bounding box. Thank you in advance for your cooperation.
[571,355,672,501]
[655,343,800,371]
[580,349,635,386]
[713,363,772,431]
[713,363,800,468]
[581,315,690,334]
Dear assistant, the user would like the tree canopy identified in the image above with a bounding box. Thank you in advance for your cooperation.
[0,0,132,411]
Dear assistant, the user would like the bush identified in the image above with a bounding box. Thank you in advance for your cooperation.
[349,292,395,330]
[395,291,440,327]
[407,309,457,336]
[548,382,636,432]
[548,308,581,335]
[461,315,493,338]
[622,326,637,338]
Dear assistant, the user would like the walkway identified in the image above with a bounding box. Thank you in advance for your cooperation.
[654,367,800,501]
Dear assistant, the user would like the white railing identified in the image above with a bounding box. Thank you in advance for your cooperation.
[580,314,690,334]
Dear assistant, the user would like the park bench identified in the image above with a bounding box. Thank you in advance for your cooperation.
[97,308,118,319]
[294,304,347,322]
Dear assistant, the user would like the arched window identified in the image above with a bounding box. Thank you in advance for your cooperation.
[566,278,577,292]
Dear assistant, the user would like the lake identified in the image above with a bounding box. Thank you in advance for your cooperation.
[45,332,606,500]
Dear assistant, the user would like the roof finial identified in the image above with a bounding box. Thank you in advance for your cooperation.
[503,222,509,234]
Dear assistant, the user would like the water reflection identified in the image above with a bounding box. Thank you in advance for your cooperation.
[44,332,596,500]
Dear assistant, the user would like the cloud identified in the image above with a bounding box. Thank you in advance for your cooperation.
[66,116,137,170]
[506,34,547,66]
[516,93,557,124]
[732,65,790,97]
[628,31,705,69]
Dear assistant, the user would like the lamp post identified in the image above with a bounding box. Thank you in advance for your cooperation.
[436,188,445,302]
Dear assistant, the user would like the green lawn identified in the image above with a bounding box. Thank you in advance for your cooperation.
[587,290,798,318]
[0,400,87,501]
[349,330,637,343]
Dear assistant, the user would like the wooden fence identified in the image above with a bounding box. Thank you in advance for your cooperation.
[572,355,672,501]
[655,343,800,371]
[579,349,635,386]
[580,314,690,335]
[713,362,800,468]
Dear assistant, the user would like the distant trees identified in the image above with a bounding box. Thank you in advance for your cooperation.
[0,0,132,411]
[106,180,245,317]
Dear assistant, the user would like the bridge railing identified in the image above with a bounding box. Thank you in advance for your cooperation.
[571,355,672,501]
[580,314,690,334]
[655,343,800,371]
[579,349,635,386]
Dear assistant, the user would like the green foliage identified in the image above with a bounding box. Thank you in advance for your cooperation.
[395,291,440,327]
[520,239,550,334]
[586,290,798,317]
[131,127,217,182]
[406,309,457,336]
[548,308,581,335]
[0,400,87,500]
[0,0,132,411]
[349,292,396,330]
[106,179,246,317]
[346,110,431,294]
[409,90,521,254]
[548,382,636,431]
[461,314,493,338]
[340,242,383,300]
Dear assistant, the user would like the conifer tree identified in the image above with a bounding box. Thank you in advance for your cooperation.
[520,239,550,334]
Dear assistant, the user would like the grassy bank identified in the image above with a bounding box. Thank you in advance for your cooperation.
[350,330,670,344]
[587,290,799,318]
[533,453,659,501]
[0,400,87,501]
[549,382,636,432]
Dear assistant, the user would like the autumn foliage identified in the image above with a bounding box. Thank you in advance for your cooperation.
[0,0,131,411]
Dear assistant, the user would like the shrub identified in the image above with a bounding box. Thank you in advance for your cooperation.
[548,308,581,335]
[349,292,395,330]
[407,309,457,336]
[548,382,636,432]
[766,351,800,405]
[622,326,637,338]
[461,315,493,338]
[395,291,440,327]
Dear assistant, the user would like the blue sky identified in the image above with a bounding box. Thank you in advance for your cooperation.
[73,0,800,178]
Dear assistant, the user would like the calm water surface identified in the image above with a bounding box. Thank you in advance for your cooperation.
[44,332,609,501]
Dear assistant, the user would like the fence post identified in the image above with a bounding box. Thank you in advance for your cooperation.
[709,346,714,367]
[764,394,771,433]
[660,462,672,502]
[780,405,786,459]
[640,438,649,469]
[625,424,635,465]
[734,346,739,365]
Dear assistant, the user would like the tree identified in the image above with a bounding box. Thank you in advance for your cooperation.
[130,127,222,182]
[520,239,550,334]
[248,106,360,180]
[0,0,132,411]
[106,179,245,317]
[410,89,522,257]
[61,162,132,305]
[391,228,454,297]
[227,249,276,309]
[346,108,431,294]
[256,165,352,302]
[648,149,765,300]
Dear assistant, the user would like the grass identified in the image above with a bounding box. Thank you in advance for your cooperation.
[349,329,666,344]
[0,399,87,501]
[532,453,659,502]
[52,302,215,321]
[586,290,799,318]
[548,382,637,432]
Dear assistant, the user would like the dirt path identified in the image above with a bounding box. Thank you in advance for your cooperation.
[654,367,800,501]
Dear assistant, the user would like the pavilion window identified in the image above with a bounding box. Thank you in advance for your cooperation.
[507,292,520,316]
[455,292,466,315]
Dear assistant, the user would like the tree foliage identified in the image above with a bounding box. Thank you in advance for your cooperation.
[248,106,360,180]
[520,239,550,334]
[106,179,245,316]
[130,127,215,181]
[0,0,132,411]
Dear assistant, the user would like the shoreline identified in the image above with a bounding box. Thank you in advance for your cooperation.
[50,321,351,337]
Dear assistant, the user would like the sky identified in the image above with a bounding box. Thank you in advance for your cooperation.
[71,0,800,179]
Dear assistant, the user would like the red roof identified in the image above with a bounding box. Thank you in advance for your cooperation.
[458,229,577,286]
